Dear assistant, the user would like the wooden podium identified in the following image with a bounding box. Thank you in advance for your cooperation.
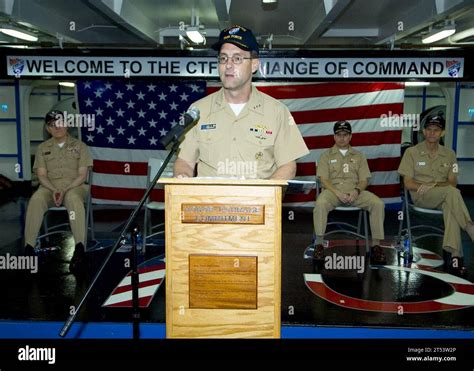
[158,178,286,338]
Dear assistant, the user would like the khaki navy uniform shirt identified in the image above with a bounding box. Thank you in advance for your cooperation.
[33,135,93,189]
[177,86,309,179]
[317,145,371,193]
[398,141,457,184]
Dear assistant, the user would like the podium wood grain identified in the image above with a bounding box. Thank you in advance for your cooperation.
[160,179,284,338]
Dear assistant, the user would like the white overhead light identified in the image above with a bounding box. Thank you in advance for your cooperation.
[262,0,278,3]
[405,81,430,87]
[0,44,29,49]
[450,27,474,42]
[429,46,451,50]
[59,81,75,88]
[186,27,205,44]
[17,21,35,28]
[422,24,456,44]
[185,8,206,45]
[0,27,38,42]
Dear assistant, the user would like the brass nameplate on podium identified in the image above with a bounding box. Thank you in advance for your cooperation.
[181,203,264,224]
[189,254,257,309]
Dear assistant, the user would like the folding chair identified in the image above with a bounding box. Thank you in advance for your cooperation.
[398,184,444,255]
[37,168,95,250]
[315,178,369,254]
[143,158,174,247]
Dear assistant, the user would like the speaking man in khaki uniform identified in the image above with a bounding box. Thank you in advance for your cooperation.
[174,25,309,180]
[24,110,93,274]
[398,115,474,276]
[313,121,386,264]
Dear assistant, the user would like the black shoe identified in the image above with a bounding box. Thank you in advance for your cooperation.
[449,257,467,278]
[443,250,452,269]
[370,245,387,265]
[23,244,36,256]
[69,243,86,274]
[312,244,325,261]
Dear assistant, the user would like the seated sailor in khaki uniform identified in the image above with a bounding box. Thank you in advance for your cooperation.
[313,121,386,264]
[398,115,474,277]
[24,110,93,274]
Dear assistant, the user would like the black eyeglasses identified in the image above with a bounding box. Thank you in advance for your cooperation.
[217,55,252,65]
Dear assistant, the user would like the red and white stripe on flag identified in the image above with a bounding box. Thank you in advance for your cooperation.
[102,257,165,308]
[210,82,404,206]
[88,82,404,206]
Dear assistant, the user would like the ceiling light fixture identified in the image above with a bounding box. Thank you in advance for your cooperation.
[0,27,38,42]
[262,0,278,3]
[429,46,458,50]
[422,22,456,44]
[0,44,29,49]
[182,7,206,45]
[405,81,430,87]
[59,82,75,88]
[449,27,474,42]
[186,26,205,44]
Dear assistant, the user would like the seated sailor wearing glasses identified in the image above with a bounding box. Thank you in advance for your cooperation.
[174,25,309,180]
[23,110,93,274]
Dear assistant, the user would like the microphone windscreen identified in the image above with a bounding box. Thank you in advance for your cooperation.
[187,107,200,122]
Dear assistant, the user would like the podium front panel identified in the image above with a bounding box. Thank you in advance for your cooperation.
[164,182,282,338]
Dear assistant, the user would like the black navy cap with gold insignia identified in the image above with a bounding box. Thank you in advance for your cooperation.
[45,110,63,124]
[333,120,352,134]
[212,25,259,55]
[424,115,445,130]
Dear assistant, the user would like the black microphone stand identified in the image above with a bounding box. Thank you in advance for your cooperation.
[59,140,181,339]
[130,224,141,340]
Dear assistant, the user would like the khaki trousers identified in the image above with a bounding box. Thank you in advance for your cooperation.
[313,190,385,240]
[412,185,472,257]
[24,185,88,247]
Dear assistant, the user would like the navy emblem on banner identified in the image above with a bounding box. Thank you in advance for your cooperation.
[446,60,461,77]
[8,57,25,75]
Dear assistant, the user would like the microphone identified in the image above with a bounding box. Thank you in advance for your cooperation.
[160,107,200,149]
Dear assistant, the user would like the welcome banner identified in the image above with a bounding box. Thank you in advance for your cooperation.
[6,55,464,79]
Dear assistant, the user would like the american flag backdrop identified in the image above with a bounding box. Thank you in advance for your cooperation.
[78,80,206,205]
[78,81,403,206]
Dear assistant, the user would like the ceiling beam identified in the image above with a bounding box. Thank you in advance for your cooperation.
[88,0,157,44]
[0,0,15,15]
[213,0,230,28]
[301,0,353,46]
